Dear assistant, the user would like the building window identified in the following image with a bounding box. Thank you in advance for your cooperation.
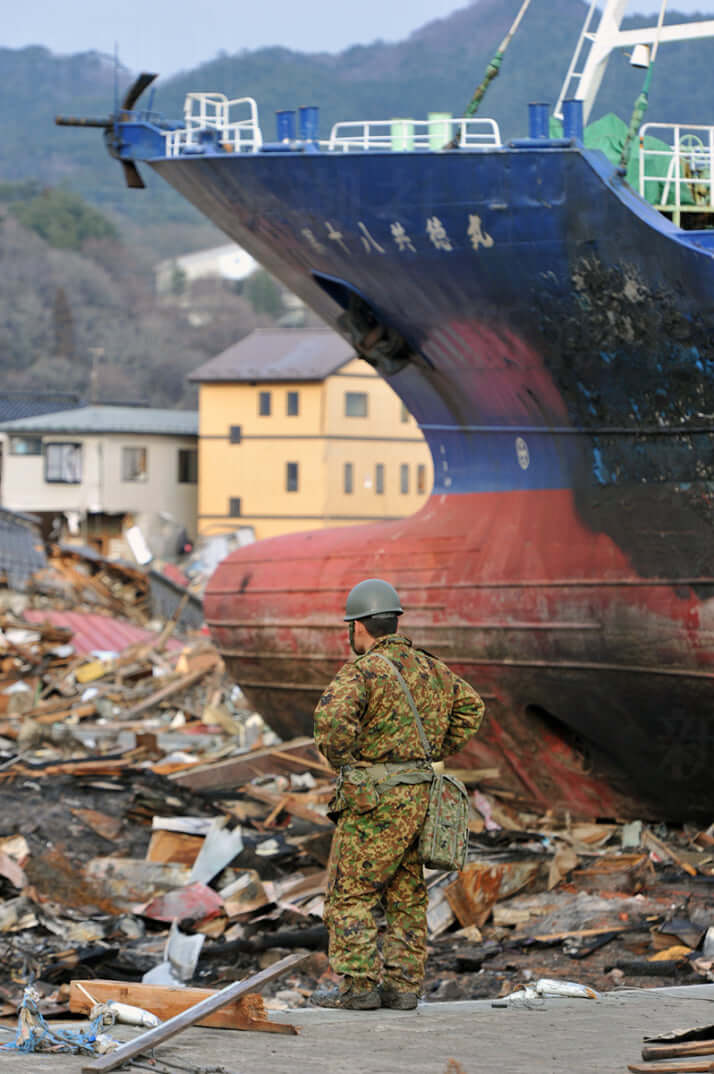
[45,442,82,484]
[344,391,368,418]
[375,463,384,494]
[417,463,427,495]
[344,462,354,494]
[178,448,198,484]
[229,425,242,444]
[400,463,409,494]
[10,436,42,456]
[229,497,242,517]
[286,461,299,492]
[258,390,271,416]
[400,403,409,424]
[286,391,299,416]
[122,446,148,482]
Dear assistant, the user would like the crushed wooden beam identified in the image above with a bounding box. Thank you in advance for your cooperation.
[170,737,327,792]
[80,952,308,1073]
[69,978,297,1033]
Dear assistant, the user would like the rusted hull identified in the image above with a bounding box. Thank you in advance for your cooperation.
[206,488,714,820]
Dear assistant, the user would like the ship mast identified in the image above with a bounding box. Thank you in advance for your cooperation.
[555,0,714,124]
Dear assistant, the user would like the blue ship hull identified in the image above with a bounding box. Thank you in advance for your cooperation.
[108,120,714,816]
[151,143,714,577]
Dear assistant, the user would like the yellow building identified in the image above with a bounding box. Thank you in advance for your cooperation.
[189,328,433,541]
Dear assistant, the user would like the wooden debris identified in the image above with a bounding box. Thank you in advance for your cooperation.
[80,952,308,1073]
[643,1042,714,1062]
[69,978,297,1033]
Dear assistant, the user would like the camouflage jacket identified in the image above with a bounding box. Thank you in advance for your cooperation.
[313,633,484,770]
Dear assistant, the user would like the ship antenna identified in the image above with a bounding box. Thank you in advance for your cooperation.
[446,0,533,149]
[617,0,668,174]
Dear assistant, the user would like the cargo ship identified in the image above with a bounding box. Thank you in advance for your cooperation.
[60,1,714,817]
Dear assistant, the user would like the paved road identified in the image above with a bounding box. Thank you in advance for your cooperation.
[2,985,714,1074]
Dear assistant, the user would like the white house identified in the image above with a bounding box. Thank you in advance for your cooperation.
[0,406,198,560]
[154,244,258,295]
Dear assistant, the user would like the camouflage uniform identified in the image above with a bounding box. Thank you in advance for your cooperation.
[314,633,484,996]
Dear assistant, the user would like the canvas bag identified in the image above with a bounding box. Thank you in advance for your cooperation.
[372,654,470,872]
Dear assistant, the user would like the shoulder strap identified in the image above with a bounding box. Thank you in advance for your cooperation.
[370,652,432,762]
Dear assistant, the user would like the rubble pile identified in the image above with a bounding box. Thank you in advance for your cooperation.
[2,605,714,1035]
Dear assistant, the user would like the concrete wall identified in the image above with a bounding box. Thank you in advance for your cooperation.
[197,359,433,541]
[0,432,197,535]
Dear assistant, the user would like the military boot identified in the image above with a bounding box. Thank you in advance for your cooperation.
[311,983,381,1010]
[380,985,419,1010]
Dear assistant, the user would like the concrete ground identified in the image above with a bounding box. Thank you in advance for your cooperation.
[2,985,714,1074]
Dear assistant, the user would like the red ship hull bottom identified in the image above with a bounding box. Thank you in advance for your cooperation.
[205,489,714,820]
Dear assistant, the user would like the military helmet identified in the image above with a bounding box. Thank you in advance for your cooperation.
[343,578,403,621]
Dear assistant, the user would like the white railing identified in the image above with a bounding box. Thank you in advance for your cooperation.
[165,93,263,156]
[639,122,714,224]
[326,116,502,152]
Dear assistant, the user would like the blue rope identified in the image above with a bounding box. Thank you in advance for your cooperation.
[0,989,110,1055]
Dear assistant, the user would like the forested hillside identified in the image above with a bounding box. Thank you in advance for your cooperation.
[0,193,267,407]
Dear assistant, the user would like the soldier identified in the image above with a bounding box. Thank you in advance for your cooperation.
[312,578,485,1010]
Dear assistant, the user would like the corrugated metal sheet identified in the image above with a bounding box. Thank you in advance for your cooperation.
[188,328,354,383]
[0,509,46,589]
[23,610,180,656]
[0,406,197,438]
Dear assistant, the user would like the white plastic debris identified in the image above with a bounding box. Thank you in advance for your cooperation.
[536,978,600,1000]
[91,1001,160,1029]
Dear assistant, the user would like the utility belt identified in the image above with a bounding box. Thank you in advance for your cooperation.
[332,761,433,816]
[347,760,434,789]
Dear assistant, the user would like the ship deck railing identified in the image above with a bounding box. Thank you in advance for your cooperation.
[165,93,263,156]
[639,122,714,225]
[326,117,502,152]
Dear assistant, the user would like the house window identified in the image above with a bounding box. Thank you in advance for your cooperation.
[400,403,409,424]
[229,497,242,517]
[286,461,299,492]
[400,463,409,494]
[375,463,384,494]
[344,391,368,417]
[10,436,42,456]
[122,446,148,482]
[286,391,299,416]
[45,442,82,484]
[178,448,198,484]
[258,391,271,416]
[229,425,242,444]
[417,463,427,495]
[344,462,354,494]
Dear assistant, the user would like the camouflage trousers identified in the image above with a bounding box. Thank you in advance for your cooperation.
[323,782,430,994]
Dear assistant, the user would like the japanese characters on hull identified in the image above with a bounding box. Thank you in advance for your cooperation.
[300,215,494,257]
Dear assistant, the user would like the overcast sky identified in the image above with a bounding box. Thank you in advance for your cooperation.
[4,1,714,75]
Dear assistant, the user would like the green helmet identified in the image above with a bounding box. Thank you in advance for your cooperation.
[343,578,403,621]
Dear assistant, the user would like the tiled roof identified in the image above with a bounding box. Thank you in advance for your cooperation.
[0,406,198,437]
[188,328,356,383]
[23,609,183,657]
[0,393,83,423]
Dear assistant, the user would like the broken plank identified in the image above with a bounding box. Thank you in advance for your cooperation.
[81,952,307,1072]
[242,783,332,828]
[69,979,296,1033]
[643,1044,714,1062]
[122,657,220,718]
[628,1063,714,1074]
[170,737,325,792]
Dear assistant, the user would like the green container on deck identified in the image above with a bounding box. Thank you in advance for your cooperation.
[428,112,452,151]
[391,119,414,151]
